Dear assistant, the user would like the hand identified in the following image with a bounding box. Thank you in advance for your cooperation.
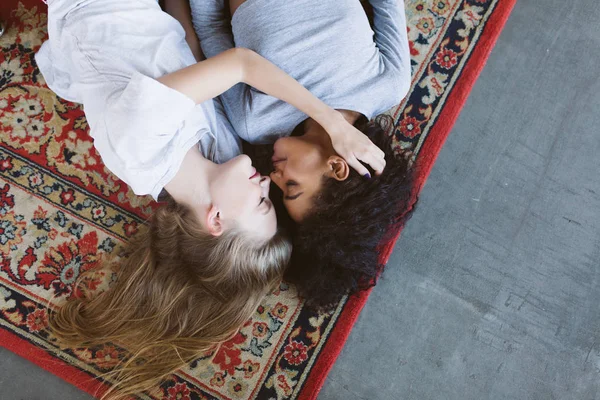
[324,113,386,177]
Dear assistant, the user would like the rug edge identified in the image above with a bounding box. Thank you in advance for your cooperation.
[296,0,519,398]
[0,328,109,398]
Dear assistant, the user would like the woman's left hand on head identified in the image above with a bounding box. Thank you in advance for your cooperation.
[325,114,386,177]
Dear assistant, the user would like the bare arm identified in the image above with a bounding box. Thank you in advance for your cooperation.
[163,0,203,61]
[157,48,338,130]
[157,48,386,175]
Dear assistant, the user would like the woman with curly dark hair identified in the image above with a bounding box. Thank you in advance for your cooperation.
[271,115,418,310]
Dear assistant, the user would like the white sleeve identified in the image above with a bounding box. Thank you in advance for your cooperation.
[91,72,207,199]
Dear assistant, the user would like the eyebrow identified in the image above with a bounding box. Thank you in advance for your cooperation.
[284,192,303,201]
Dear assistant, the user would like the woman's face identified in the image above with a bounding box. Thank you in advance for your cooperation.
[269,135,332,222]
[210,155,277,240]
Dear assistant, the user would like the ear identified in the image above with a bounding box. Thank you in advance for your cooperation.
[326,156,350,181]
[205,205,224,236]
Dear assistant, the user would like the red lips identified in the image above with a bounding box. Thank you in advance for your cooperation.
[249,168,260,180]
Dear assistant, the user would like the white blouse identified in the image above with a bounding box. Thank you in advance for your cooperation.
[36,0,242,199]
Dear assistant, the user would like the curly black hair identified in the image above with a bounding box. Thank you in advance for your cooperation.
[284,115,419,311]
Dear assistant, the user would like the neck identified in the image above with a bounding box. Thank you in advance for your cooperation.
[164,147,214,209]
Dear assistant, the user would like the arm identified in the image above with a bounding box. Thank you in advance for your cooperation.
[369,0,411,86]
[188,0,235,59]
[163,0,203,61]
[157,48,335,126]
[157,48,385,175]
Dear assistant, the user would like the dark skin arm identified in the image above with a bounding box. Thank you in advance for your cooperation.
[229,0,246,17]
[163,0,203,61]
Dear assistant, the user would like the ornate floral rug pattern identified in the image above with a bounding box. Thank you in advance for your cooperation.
[0,0,516,398]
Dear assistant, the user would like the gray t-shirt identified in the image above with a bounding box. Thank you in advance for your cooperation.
[190,0,411,144]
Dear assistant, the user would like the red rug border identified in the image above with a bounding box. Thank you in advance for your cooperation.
[296,0,518,398]
[0,0,518,398]
[0,328,109,397]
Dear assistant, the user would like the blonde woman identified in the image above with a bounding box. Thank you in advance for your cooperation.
[35,0,384,397]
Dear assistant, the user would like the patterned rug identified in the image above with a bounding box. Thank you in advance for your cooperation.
[0,0,516,398]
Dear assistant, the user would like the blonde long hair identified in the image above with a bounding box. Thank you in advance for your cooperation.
[50,198,291,399]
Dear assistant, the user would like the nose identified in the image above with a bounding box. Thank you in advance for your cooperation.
[269,169,284,190]
[260,176,271,187]
[260,176,271,196]
[235,154,253,170]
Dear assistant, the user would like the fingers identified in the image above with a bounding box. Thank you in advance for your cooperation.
[370,141,385,161]
[358,150,385,175]
[358,140,385,175]
[356,129,384,160]
[348,150,385,177]
[346,154,371,178]
[334,128,387,177]
[357,131,385,173]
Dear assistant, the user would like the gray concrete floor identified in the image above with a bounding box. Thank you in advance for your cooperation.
[2,0,600,399]
[319,0,600,399]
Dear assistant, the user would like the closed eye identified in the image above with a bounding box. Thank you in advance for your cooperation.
[285,193,303,201]
[284,180,303,200]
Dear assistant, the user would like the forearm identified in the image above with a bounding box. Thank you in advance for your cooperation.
[164,0,203,61]
[157,48,244,103]
[239,49,338,129]
[157,48,339,128]
[369,0,410,71]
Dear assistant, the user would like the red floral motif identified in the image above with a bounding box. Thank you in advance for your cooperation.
[398,116,422,139]
[212,332,246,374]
[26,308,48,333]
[275,374,293,396]
[0,157,13,172]
[73,269,107,299]
[416,17,435,35]
[123,220,138,237]
[166,382,191,400]
[252,322,268,338]
[48,229,58,240]
[435,48,458,69]
[91,205,105,220]
[408,27,420,57]
[283,341,308,366]
[243,360,260,379]
[272,303,288,319]
[37,231,101,297]
[0,184,15,210]
[0,247,36,286]
[413,0,427,13]
[228,379,248,394]
[209,372,225,387]
[59,188,75,205]
[28,172,43,187]
[32,206,47,221]
[94,345,120,369]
